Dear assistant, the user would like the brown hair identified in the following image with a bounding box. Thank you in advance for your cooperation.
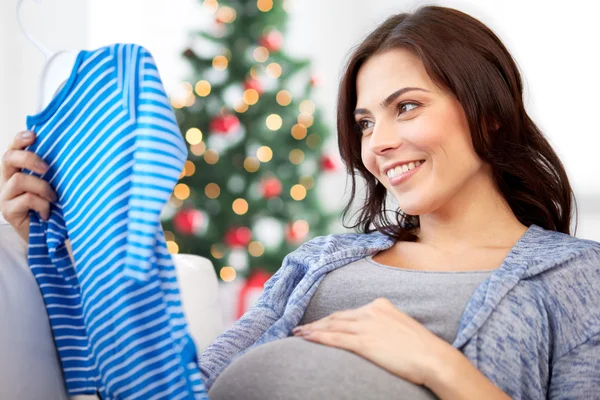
[337,5,577,241]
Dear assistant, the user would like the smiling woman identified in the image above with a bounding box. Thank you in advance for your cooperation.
[2,2,599,400]
[203,4,600,400]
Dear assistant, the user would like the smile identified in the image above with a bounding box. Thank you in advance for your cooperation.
[386,160,425,186]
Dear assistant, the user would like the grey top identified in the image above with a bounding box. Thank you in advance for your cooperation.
[208,256,492,400]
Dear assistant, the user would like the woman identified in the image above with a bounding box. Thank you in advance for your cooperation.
[2,5,599,400]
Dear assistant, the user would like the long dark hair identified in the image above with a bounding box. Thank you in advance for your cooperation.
[337,5,577,241]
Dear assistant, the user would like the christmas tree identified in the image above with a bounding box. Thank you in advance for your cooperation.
[160,0,340,282]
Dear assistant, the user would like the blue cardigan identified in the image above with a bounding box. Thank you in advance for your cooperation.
[198,224,600,398]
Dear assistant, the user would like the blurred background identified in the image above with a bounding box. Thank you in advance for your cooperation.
[1,0,599,326]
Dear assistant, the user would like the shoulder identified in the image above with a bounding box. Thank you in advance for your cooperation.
[518,230,600,357]
[286,231,394,262]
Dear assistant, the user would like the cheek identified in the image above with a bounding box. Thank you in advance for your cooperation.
[360,141,377,175]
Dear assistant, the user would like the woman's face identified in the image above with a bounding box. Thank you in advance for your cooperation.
[356,48,487,217]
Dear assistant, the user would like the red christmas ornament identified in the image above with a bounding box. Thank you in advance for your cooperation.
[285,221,309,245]
[261,177,282,199]
[243,78,263,95]
[210,114,240,135]
[173,209,204,235]
[259,30,283,52]
[236,268,272,319]
[310,74,321,87]
[224,226,252,248]
[320,154,338,171]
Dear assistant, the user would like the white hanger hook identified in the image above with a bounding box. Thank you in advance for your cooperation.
[17,0,53,59]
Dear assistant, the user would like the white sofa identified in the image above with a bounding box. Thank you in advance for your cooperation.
[0,214,224,399]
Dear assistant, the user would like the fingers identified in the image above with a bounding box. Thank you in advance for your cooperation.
[2,192,52,221]
[1,172,57,204]
[1,148,50,183]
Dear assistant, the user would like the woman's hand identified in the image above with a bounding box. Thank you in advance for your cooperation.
[0,131,57,243]
[292,297,452,386]
[293,297,511,399]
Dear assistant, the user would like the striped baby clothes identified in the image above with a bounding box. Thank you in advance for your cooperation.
[25,44,208,399]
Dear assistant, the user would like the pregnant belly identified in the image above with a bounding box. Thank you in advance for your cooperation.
[208,336,438,400]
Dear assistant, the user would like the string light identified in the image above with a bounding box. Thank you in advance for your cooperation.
[211,244,225,259]
[292,220,309,237]
[291,124,307,140]
[266,114,283,130]
[253,47,269,63]
[195,80,211,97]
[167,241,179,254]
[266,62,282,78]
[243,89,259,105]
[289,149,304,165]
[234,100,249,113]
[216,6,237,23]
[244,157,260,173]
[204,149,220,164]
[256,146,273,162]
[232,198,249,215]
[186,128,203,145]
[248,241,265,257]
[299,100,315,114]
[171,98,185,109]
[171,82,193,109]
[205,183,221,199]
[276,90,292,106]
[298,113,314,127]
[185,95,196,107]
[306,133,321,149]
[220,266,237,282]
[290,184,307,201]
[203,0,219,13]
[184,160,196,177]
[191,142,207,156]
[257,0,273,12]
[174,183,191,200]
[213,55,229,70]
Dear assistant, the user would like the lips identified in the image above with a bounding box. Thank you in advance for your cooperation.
[384,160,425,178]
[386,160,425,186]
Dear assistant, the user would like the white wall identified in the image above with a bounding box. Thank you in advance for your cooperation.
[0,0,88,153]
[1,0,598,240]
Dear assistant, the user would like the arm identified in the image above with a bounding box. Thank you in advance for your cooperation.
[425,345,511,400]
[547,331,600,399]
[198,252,303,390]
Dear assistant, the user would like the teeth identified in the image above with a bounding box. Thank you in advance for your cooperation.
[386,160,423,178]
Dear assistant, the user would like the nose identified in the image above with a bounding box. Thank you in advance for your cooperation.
[367,120,402,155]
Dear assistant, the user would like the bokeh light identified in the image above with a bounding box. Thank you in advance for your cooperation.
[276,90,292,106]
[256,146,273,162]
[266,114,283,130]
[205,183,221,199]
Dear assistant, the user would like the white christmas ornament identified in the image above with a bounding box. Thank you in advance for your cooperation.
[252,217,284,249]
[228,249,249,272]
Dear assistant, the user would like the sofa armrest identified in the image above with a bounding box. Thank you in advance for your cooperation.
[172,253,224,353]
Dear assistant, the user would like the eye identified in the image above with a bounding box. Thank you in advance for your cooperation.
[356,119,373,132]
[396,101,419,115]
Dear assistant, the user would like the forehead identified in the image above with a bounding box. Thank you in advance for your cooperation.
[356,49,434,105]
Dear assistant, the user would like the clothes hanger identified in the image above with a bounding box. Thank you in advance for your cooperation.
[17,0,81,114]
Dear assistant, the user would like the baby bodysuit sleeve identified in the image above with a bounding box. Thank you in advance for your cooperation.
[121,44,188,281]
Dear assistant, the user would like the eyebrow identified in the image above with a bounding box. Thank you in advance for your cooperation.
[353,87,430,117]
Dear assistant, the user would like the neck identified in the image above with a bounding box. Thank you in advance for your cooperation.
[414,171,528,253]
